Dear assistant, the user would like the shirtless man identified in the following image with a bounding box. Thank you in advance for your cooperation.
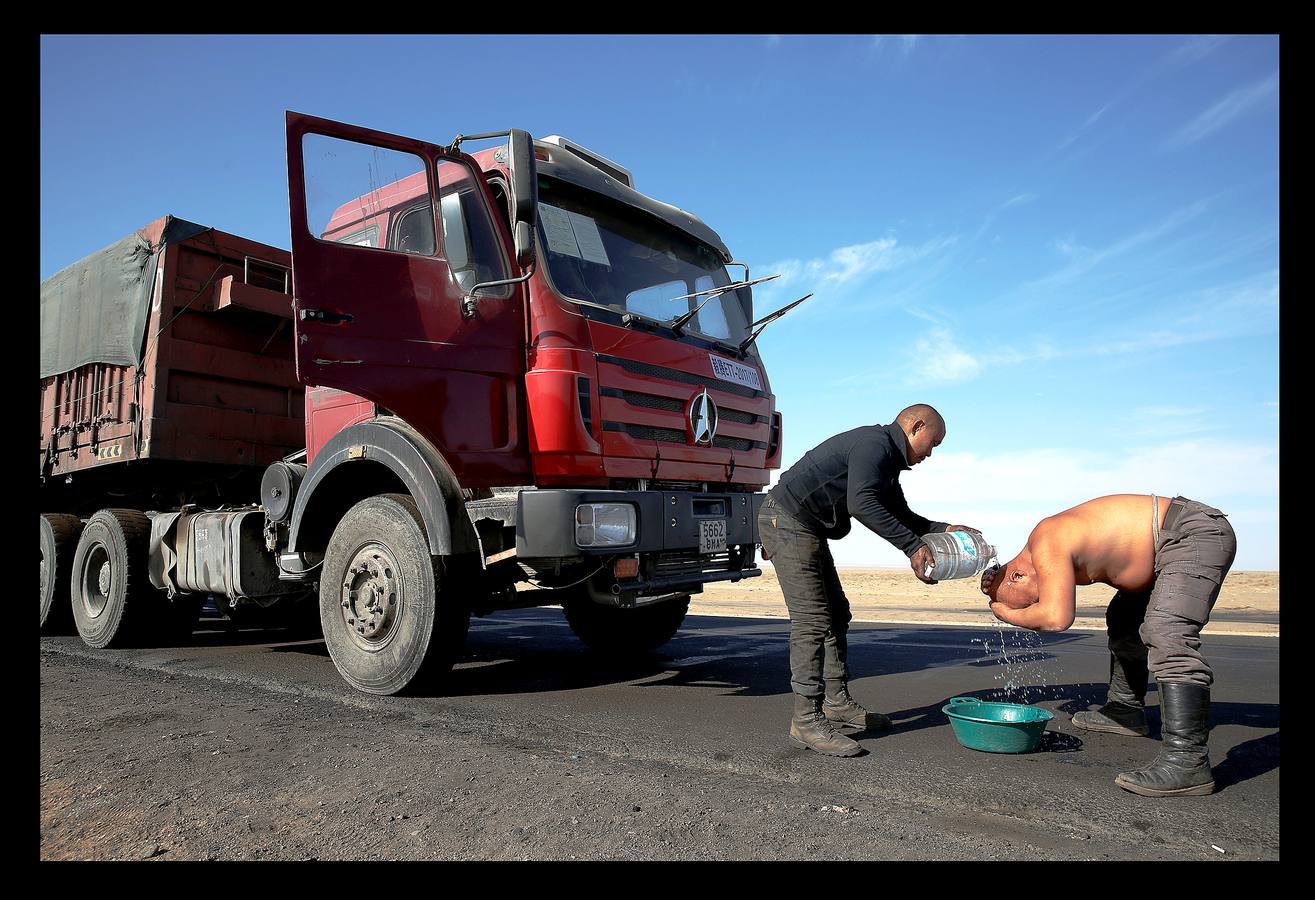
[980,494,1237,797]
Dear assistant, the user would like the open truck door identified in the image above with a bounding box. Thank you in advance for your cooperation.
[285,111,529,483]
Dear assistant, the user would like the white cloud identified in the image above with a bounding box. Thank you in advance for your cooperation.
[1051,235,1086,258]
[764,35,781,49]
[837,269,1276,390]
[1164,34,1231,69]
[826,239,900,284]
[1123,405,1216,438]
[872,34,921,55]
[761,235,957,299]
[1026,199,1211,290]
[826,438,1278,570]
[1082,104,1110,129]
[1056,104,1112,152]
[911,440,1276,507]
[1049,36,1232,158]
[910,328,982,385]
[1163,73,1279,151]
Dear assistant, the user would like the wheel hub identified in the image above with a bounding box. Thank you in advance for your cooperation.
[340,545,400,648]
[81,545,111,619]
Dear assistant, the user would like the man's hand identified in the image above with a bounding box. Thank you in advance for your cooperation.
[910,544,938,585]
[989,600,1016,625]
[945,524,982,535]
[980,563,1002,597]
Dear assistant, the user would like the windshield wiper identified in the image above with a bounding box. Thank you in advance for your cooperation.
[737,292,814,355]
[667,273,781,337]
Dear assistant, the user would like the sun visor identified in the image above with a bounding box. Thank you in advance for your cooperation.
[535,146,732,263]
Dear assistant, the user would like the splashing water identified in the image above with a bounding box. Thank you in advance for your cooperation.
[970,627,1065,704]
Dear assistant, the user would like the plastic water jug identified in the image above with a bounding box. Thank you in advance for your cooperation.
[921,531,997,580]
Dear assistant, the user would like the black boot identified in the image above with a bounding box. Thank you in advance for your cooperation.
[790,694,863,757]
[1072,652,1149,736]
[1115,682,1215,797]
[823,680,891,732]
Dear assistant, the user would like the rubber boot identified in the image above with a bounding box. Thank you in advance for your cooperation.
[790,694,863,757]
[1071,652,1149,736]
[823,680,892,732]
[1115,682,1215,797]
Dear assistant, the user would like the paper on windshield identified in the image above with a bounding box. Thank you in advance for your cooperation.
[538,203,581,258]
[538,203,611,267]
[565,210,610,266]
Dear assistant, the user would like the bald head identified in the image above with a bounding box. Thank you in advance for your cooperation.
[895,403,945,466]
[896,404,944,433]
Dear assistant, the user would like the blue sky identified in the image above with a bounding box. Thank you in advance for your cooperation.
[40,35,1280,569]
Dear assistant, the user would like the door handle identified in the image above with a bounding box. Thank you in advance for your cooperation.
[299,308,354,325]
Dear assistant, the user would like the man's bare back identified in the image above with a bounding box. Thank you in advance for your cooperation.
[1038,494,1166,592]
[981,494,1169,631]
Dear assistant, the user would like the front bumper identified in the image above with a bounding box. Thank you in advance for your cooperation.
[514,489,765,558]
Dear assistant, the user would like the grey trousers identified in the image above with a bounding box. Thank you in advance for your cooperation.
[757,494,852,700]
[1107,497,1238,689]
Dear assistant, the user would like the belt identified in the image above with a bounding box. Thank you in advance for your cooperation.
[1162,497,1187,532]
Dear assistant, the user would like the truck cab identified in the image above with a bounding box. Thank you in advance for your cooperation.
[40,112,785,698]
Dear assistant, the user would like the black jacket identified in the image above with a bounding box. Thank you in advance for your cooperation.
[770,423,948,556]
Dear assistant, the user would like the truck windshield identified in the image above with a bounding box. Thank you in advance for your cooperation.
[535,177,750,347]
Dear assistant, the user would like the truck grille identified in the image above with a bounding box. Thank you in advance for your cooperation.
[604,422,764,451]
[621,391,682,413]
[714,435,759,451]
[612,389,764,425]
[597,354,762,399]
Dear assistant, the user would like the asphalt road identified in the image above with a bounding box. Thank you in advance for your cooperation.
[39,610,1280,860]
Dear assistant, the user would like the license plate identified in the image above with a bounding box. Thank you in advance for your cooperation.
[699,519,728,554]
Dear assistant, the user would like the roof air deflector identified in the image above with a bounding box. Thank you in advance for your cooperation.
[540,136,634,189]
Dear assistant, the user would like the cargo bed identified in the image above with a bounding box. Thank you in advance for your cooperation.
[39,217,304,491]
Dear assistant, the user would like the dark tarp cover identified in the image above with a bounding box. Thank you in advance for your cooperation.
[40,216,209,379]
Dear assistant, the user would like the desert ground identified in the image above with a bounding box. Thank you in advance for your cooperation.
[696,567,1279,636]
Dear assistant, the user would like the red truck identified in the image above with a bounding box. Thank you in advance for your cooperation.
[39,112,785,695]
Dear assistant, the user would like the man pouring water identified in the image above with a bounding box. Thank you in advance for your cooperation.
[758,404,984,757]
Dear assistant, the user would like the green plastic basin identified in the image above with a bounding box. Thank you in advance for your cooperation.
[942,696,1054,754]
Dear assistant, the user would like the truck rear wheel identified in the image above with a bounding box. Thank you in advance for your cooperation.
[40,514,83,633]
[319,494,469,695]
[563,593,690,656]
[70,509,156,649]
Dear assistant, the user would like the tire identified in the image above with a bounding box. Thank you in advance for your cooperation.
[70,509,157,649]
[319,494,469,695]
[563,592,690,656]
[40,514,83,633]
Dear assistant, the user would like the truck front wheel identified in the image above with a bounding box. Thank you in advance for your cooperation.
[70,509,155,648]
[41,514,82,633]
[563,593,690,656]
[319,494,468,695]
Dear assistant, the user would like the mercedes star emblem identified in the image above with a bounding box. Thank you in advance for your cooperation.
[689,389,719,445]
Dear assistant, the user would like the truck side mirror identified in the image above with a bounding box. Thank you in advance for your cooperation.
[507,129,537,269]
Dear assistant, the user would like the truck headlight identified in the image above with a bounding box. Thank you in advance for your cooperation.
[575,503,637,547]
